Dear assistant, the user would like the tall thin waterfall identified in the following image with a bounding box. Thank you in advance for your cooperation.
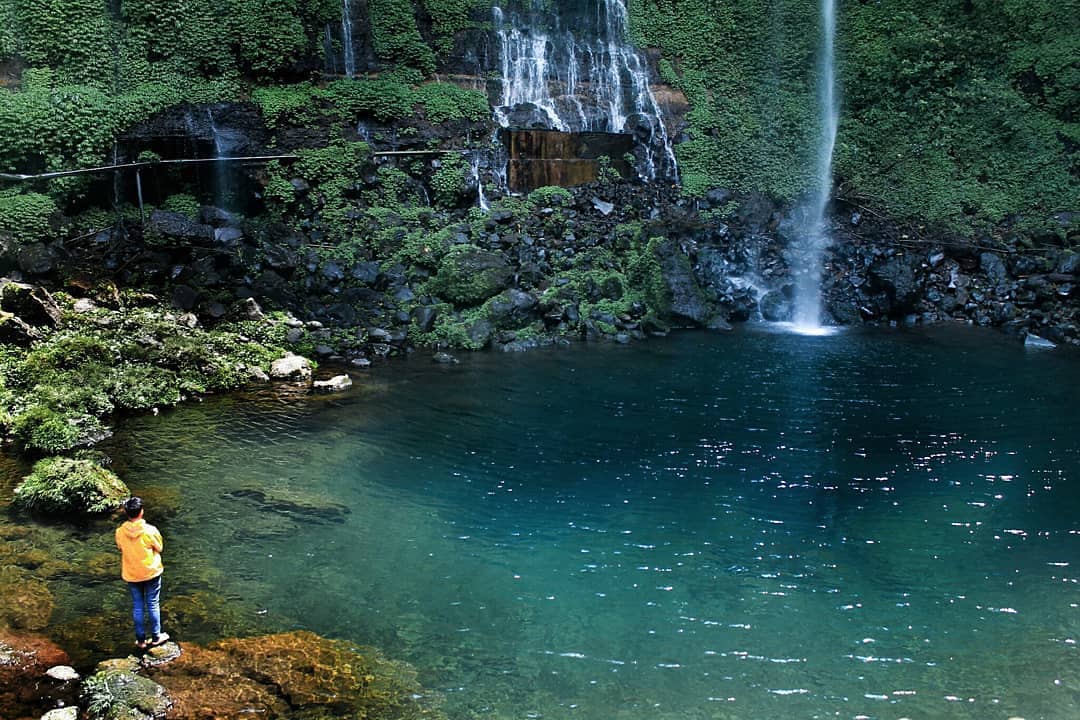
[789,0,839,332]
[492,0,677,181]
[205,109,240,209]
[341,0,356,78]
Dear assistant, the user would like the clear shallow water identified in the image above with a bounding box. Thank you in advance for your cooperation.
[59,326,1080,717]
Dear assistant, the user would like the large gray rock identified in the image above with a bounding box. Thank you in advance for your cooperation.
[1057,252,1080,275]
[269,353,313,380]
[980,252,1010,285]
[487,289,538,328]
[760,289,793,322]
[411,305,438,332]
[0,312,42,345]
[17,243,54,275]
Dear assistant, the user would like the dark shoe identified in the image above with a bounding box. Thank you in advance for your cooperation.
[149,632,170,647]
[136,639,149,650]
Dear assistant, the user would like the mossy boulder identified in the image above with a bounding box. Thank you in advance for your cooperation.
[81,657,172,720]
[427,246,512,306]
[13,456,129,515]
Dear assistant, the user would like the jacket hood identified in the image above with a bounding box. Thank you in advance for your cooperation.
[121,518,146,538]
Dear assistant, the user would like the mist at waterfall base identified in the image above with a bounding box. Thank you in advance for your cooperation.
[67,327,1080,720]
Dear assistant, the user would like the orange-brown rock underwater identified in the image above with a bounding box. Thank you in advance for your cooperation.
[82,631,446,720]
[0,628,78,720]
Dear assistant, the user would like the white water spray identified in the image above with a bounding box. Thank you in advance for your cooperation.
[789,0,839,332]
[491,0,677,181]
[342,0,356,78]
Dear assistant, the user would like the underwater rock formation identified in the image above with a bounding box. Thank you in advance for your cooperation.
[144,631,445,720]
[0,628,74,719]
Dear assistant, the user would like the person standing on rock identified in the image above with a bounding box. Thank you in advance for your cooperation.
[116,497,169,650]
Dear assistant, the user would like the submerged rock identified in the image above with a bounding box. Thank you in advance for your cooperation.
[144,631,446,720]
[0,629,73,717]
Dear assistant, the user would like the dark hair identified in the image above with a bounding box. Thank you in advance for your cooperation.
[124,496,144,519]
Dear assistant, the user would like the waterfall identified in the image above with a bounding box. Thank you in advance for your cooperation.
[341,0,356,78]
[470,153,490,212]
[491,0,677,182]
[788,0,839,333]
[206,109,232,210]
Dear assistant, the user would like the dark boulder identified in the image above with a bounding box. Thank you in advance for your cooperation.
[428,247,513,305]
[412,305,438,332]
[869,255,921,312]
[350,261,381,286]
[17,243,54,275]
[487,289,538,328]
[655,238,713,325]
[0,313,41,344]
[146,211,213,244]
[0,281,62,327]
[759,288,793,322]
[980,252,1010,285]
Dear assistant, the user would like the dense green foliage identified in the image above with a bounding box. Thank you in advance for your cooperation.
[0,294,288,453]
[369,0,437,75]
[0,189,57,244]
[630,0,1077,232]
[422,0,487,57]
[0,0,1074,243]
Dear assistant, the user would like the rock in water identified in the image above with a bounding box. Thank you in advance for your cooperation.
[1024,333,1056,349]
[81,656,172,720]
[45,665,80,682]
[313,375,353,393]
[41,708,79,720]
[141,642,183,668]
[269,353,313,380]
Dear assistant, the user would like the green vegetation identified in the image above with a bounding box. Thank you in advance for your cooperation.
[629,0,1077,233]
[0,294,289,453]
[0,190,58,245]
[13,454,129,514]
[431,153,467,207]
[369,0,437,75]
[422,0,487,57]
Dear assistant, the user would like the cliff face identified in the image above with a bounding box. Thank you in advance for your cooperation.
[0,0,1075,353]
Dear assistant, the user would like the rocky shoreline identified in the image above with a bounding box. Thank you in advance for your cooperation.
[2,629,446,720]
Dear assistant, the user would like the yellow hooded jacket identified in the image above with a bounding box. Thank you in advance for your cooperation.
[115,518,164,583]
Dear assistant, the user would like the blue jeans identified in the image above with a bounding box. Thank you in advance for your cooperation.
[127,575,162,642]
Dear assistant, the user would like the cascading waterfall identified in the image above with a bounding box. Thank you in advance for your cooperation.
[469,153,490,212]
[341,0,356,78]
[205,109,234,209]
[788,0,839,332]
[492,0,677,181]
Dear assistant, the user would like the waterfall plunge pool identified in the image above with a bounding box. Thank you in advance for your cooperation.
[15,325,1080,719]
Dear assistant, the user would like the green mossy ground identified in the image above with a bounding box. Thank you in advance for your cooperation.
[0,292,289,454]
